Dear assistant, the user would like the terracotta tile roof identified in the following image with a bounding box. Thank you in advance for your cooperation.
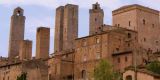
[126,67,160,78]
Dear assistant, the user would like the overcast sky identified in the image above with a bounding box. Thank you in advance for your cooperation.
[0,0,160,57]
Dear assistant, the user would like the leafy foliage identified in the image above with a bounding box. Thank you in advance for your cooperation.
[17,72,27,80]
[146,61,160,75]
[93,59,121,80]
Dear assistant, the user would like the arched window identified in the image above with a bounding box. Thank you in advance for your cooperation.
[126,75,132,80]
[16,10,21,16]
[82,70,86,79]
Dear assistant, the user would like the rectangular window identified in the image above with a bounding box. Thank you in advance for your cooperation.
[152,24,155,28]
[96,38,100,44]
[118,24,120,27]
[143,19,146,25]
[125,56,128,62]
[144,38,146,42]
[129,21,131,26]
[128,33,131,38]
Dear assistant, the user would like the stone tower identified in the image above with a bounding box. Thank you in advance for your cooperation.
[8,7,25,59]
[54,6,64,52]
[63,4,78,50]
[89,2,104,35]
[54,4,78,52]
[36,27,50,59]
[19,40,32,60]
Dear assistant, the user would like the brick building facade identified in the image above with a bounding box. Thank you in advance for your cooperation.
[0,3,160,80]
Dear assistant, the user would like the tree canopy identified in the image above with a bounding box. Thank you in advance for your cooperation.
[93,59,121,80]
[146,61,160,75]
[17,72,27,80]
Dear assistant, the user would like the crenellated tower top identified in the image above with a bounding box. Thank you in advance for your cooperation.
[13,7,24,16]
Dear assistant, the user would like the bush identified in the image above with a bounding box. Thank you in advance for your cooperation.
[146,61,160,75]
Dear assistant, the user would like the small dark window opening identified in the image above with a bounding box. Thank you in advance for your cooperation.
[156,41,159,44]
[118,58,120,63]
[18,10,20,14]
[129,21,131,26]
[66,54,68,57]
[143,19,146,25]
[152,24,155,28]
[128,33,131,38]
[116,48,119,51]
[118,24,120,27]
[95,5,98,9]
[144,38,146,42]
[95,18,97,21]
[67,75,73,79]
[125,56,128,62]
[17,10,21,16]
[82,70,86,79]
[8,66,10,69]
[128,43,130,47]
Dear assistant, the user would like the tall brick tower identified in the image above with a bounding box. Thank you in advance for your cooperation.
[89,2,104,35]
[36,27,50,59]
[8,7,25,59]
[54,4,78,52]
[63,4,78,50]
[54,6,64,52]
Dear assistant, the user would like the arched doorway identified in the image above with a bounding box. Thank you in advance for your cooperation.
[82,70,87,80]
[126,75,132,80]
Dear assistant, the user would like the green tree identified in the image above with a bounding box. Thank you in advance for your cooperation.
[146,61,160,75]
[17,72,27,80]
[93,59,121,80]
